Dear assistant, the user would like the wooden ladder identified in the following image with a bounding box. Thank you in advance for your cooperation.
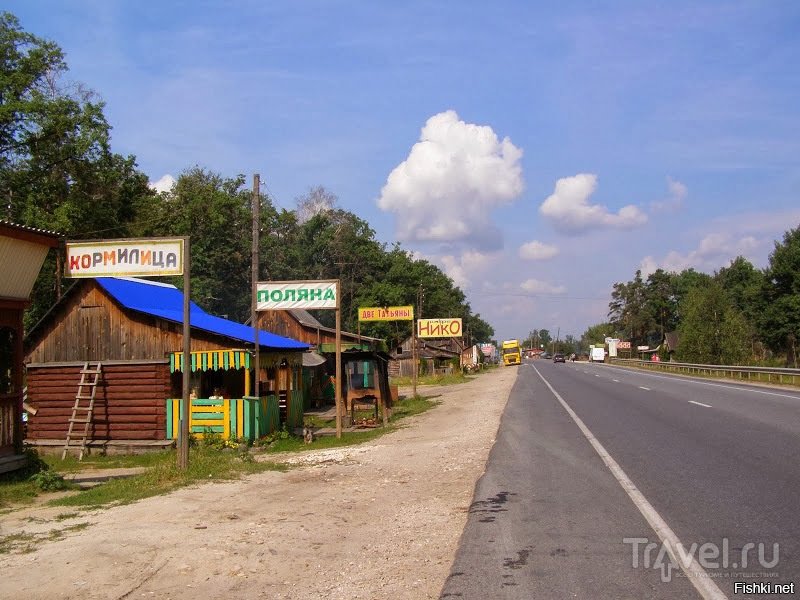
[62,362,103,460]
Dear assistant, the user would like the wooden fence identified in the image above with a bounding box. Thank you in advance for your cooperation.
[166,392,304,442]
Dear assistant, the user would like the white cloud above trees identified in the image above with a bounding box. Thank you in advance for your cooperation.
[519,240,559,261]
[639,233,760,276]
[377,110,524,249]
[539,173,647,234]
[149,174,176,193]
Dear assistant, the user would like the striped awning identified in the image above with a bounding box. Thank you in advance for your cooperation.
[170,350,251,373]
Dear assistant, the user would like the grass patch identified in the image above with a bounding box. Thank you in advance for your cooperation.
[303,414,336,429]
[42,450,174,473]
[55,512,78,521]
[49,447,286,509]
[391,372,476,387]
[0,532,36,554]
[2,393,439,511]
[0,523,91,555]
[262,393,439,454]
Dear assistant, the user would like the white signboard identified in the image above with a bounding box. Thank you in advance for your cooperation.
[257,280,338,310]
[65,238,184,277]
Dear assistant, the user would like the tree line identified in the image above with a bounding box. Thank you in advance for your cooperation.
[1,13,494,348]
[583,229,800,367]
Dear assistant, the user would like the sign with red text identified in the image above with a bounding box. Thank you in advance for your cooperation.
[64,238,184,277]
[358,306,414,321]
[417,318,462,338]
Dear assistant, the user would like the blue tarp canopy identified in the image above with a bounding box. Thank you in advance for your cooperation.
[96,277,309,351]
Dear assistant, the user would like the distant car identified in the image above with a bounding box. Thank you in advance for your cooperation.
[541,352,551,359]
[553,353,565,363]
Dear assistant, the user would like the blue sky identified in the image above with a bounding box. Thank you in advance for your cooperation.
[8,1,800,343]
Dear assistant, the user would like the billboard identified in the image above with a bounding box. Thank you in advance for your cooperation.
[358,306,414,321]
[64,238,184,278]
[417,318,462,338]
[256,280,338,310]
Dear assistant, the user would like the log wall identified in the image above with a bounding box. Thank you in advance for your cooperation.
[26,362,170,441]
[26,282,243,364]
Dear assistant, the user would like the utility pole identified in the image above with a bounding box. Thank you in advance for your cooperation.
[251,174,260,402]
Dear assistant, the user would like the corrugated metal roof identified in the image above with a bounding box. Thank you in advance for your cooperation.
[96,277,308,351]
[0,220,61,239]
[0,236,51,300]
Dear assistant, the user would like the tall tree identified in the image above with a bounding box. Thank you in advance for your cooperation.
[760,226,800,367]
[676,280,751,365]
[1,13,154,328]
[138,168,252,322]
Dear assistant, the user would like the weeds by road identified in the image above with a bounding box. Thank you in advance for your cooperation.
[0,393,439,512]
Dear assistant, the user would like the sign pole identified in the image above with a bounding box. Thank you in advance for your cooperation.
[252,174,260,403]
[178,236,191,470]
[412,319,417,398]
[335,279,342,438]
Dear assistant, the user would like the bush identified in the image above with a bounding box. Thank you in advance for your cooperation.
[30,470,68,492]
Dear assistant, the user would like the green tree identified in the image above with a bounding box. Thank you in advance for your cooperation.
[760,226,800,367]
[137,168,252,322]
[1,13,154,328]
[581,322,618,350]
[676,280,751,365]
[608,270,652,346]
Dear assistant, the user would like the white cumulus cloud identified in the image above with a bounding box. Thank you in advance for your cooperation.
[377,110,524,249]
[519,240,559,261]
[539,173,647,234]
[639,233,761,276]
[439,250,494,289]
[520,278,567,295]
[150,174,176,194]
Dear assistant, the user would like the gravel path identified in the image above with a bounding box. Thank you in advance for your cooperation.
[0,367,515,599]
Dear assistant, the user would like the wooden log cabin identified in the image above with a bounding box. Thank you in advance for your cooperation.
[0,221,60,473]
[24,277,308,452]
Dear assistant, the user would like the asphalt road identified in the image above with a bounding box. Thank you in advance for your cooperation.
[440,360,800,599]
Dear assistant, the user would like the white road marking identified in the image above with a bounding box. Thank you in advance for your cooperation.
[688,400,712,408]
[603,364,800,401]
[532,365,728,600]
[612,379,620,383]
[639,386,650,391]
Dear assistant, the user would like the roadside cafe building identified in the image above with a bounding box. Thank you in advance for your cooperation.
[0,221,60,473]
[256,308,395,422]
[23,277,309,453]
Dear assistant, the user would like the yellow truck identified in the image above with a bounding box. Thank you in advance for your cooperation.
[501,339,522,366]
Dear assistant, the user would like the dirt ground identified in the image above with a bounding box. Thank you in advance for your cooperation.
[0,367,515,600]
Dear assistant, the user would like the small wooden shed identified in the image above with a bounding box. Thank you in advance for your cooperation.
[24,277,308,452]
[0,221,60,472]
[256,309,394,416]
[389,336,462,378]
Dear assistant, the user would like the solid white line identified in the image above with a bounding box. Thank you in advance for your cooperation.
[532,365,728,600]
[603,364,800,401]
[688,400,712,408]
[639,386,650,391]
